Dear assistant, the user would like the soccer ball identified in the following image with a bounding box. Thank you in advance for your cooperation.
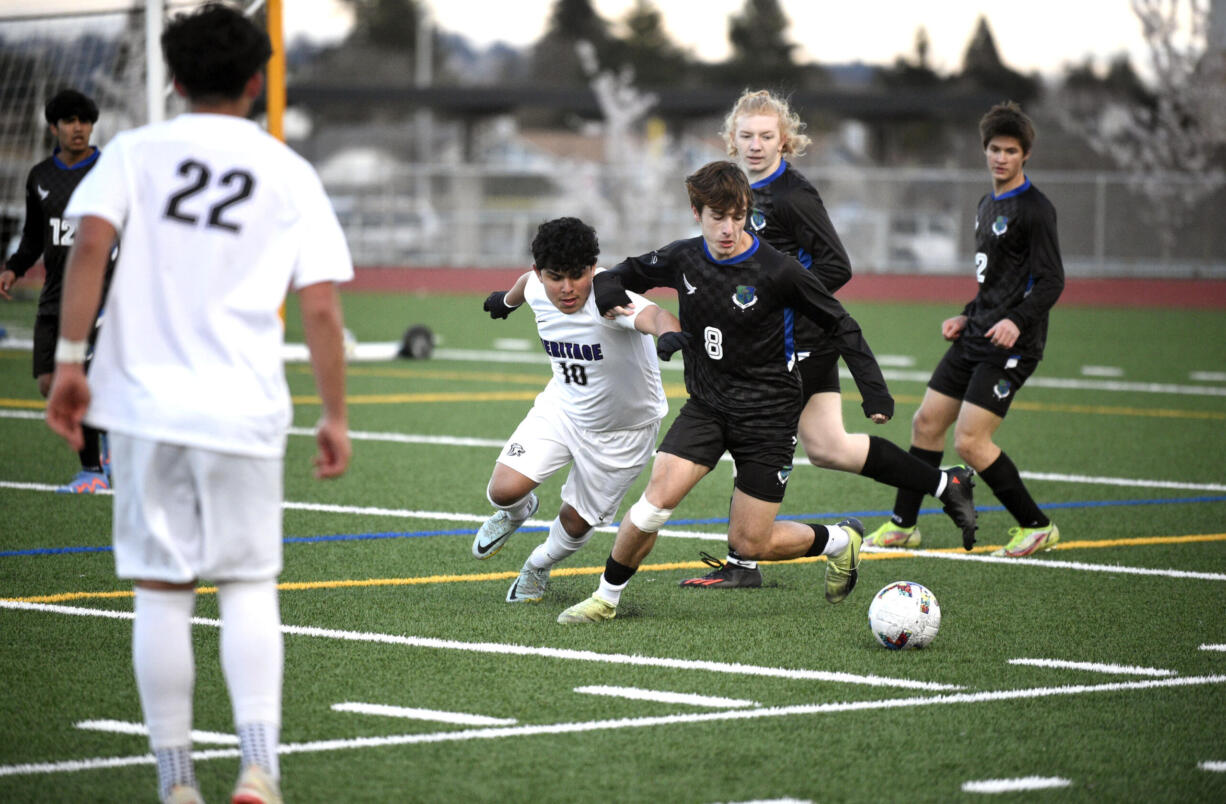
[867,581,941,650]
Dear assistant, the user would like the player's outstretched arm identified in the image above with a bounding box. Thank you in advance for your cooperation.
[47,215,114,450]
[634,305,690,361]
[483,271,531,319]
[299,280,350,479]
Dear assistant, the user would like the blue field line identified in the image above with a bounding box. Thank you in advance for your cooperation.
[3,495,1224,558]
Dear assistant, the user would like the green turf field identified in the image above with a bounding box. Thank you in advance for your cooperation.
[2,289,1225,803]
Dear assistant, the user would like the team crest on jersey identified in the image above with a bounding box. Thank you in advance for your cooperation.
[732,285,758,310]
[682,273,697,295]
[991,215,1009,236]
[750,208,767,232]
[992,379,1012,400]
[506,442,526,457]
[777,465,793,485]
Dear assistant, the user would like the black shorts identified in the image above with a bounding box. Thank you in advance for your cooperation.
[658,397,799,503]
[927,339,1039,418]
[31,311,102,379]
[798,344,840,400]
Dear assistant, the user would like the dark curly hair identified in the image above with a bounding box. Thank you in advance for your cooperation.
[979,101,1035,155]
[531,217,599,275]
[161,2,271,101]
[45,89,99,125]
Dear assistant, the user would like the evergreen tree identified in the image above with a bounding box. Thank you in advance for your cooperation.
[726,0,798,87]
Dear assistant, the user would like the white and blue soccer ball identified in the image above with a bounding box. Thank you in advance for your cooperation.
[867,581,941,650]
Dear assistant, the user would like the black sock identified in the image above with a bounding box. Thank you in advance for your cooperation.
[78,425,103,472]
[805,524,831,556]
[979,451,1048,528]
[889,446,944,527]
[603,555,636,586]
[862,436,943,496]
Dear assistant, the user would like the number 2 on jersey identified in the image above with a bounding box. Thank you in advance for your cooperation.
[164,159,255,233]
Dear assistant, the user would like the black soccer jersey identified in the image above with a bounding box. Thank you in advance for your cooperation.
[5,147,111,314]
[747,160,852,354]
[604,234,891,420]
[964,178,1064,361]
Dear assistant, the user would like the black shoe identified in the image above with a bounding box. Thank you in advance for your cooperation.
[939,465,978,551]
[679,551,763,588]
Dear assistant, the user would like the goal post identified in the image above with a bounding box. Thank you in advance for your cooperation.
[0,1,283,256]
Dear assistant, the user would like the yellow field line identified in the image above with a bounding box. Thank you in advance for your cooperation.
[0,398,47,410]
[7,532,1224,604]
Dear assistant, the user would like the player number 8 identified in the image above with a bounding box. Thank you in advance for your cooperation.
[704,326,723,360]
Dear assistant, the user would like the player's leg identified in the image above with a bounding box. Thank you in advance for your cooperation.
[723,464,863,604]
[474,405,569,560]
[34,312,108,492]
[558,450,709,623]
[511,420,658,603]
[112,434,203,801]
[954,362,1058,557]
[194,447,286,801]
[867,343,971,547]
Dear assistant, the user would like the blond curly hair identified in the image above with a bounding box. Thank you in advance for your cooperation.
[720,89,812,159]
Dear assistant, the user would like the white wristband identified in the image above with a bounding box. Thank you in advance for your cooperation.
[54,337,88,364]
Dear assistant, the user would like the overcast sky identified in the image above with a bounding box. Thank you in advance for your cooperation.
[18,1,1156,78]
[283,0,1154,77]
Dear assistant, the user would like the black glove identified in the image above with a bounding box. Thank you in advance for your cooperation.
[483,291,519,320]
[593,272,632,316]
[656,330,691,362]
[861,394,895,421]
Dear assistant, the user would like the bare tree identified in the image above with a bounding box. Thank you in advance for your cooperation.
[1057,0,1226,261]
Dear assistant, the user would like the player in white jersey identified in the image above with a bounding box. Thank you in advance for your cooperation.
[46,6,351,803]
[473,217,681,604]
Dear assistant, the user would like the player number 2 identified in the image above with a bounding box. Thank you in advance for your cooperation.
[164,159,255,233]
[704,326,723,360]
[558,362,588,385]
[975,252,988,284]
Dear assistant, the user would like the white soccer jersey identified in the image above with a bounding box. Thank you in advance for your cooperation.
[64,113,353,457]
[526,270,667,432]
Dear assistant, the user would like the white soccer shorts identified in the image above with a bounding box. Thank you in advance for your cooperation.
[496,401,660,527]
[110,433,283,583]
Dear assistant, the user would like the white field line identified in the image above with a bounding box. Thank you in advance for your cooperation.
[75,720,237,745]
[1190,371,1226,382]
[1007,658,1176,677]
[5,407,1226,493]
[331,702,516,726]
[5,674,1224,778]
[573,685,757,709]
[962,776,1072,793]
[1200,761,1226,772]
[1081,365,1123,377]
[1201,644,1226,652]
[0,600,959,692]
[872,547,1226,582]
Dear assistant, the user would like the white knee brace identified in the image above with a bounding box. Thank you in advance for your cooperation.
[629,494,673,533]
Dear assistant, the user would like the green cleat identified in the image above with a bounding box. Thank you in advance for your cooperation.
[557,594,616,623]
[864,520,921,548]
[824,518,864,604]
[993,523,1060,557]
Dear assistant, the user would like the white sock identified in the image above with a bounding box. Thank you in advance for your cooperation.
[823,526,850,557]
[154,745,196,799]
[487,484,536,520]
[217,579,282,779]
[529,517,590,569]
[133,587,196,751]
[595,575,628,607]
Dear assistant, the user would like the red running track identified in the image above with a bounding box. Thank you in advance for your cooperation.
[343,267,1226,309]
